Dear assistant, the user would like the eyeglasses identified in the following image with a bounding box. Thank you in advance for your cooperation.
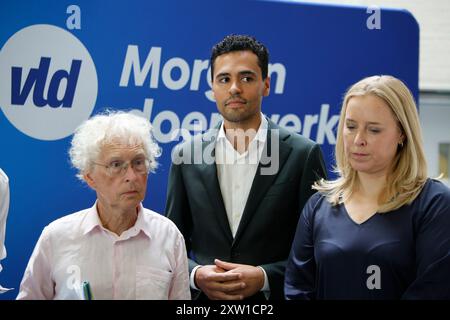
[93,157,150,177]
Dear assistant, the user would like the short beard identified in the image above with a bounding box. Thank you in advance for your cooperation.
[222,109,254,123]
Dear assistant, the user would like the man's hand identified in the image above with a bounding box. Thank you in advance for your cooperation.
[195,264,246,300]
[214,259,265,299]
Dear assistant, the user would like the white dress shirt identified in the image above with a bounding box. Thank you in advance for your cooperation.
[17,203,190,300]
[0,168,9,273]
[216,116,268,237]
[190,115,270,293]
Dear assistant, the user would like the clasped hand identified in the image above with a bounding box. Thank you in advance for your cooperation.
[194,259,265,300]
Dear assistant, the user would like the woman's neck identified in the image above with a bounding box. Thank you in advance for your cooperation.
[354,171,387,201]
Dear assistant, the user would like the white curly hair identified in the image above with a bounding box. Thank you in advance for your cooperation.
[69,110,161,181]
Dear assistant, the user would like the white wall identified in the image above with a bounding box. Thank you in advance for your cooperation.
[420,93,450,185]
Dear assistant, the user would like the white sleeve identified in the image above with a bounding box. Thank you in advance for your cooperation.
[168,231,191,300]
[16,227,55,300]
[0,169,10,270]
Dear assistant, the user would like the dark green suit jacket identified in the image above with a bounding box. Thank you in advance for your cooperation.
[165,119,327,300]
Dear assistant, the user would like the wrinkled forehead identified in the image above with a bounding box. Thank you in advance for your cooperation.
[98,140,146,160]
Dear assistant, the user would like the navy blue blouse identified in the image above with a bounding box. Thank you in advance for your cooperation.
[285,179,450,299]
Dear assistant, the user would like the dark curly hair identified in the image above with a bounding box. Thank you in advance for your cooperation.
[210,34,269,81]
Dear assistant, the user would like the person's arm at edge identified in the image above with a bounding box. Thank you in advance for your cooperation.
[168,231,192,300]
[17,226,55,300]
[402,182,450,299]
[284,194,319,300]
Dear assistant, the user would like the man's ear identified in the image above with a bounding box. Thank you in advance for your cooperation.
[263,76,270,97]
[84,172,96,190]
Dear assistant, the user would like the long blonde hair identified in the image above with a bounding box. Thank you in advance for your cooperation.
[314,75,428,212]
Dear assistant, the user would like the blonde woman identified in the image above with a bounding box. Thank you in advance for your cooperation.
[285,75,450,299]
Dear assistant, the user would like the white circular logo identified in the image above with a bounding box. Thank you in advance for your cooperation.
[0,24,97,140]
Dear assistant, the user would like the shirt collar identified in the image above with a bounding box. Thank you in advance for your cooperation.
[217,113,268,144]
[133,205,152,239]
[81,203,103,235]
[254,114,268,144]
[81,202,151,240]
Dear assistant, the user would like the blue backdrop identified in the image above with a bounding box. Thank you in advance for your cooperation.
[0,0,418,299]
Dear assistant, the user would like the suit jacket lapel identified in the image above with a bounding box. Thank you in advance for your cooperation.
[232,120,292,246]
[198,126,234,243]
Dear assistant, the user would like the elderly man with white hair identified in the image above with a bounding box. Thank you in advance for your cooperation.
[17,111,190,300]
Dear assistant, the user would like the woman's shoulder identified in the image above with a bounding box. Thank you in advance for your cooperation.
[303,191,332,217]
[418,178,450,203]
[308,191,326,204]
[411,178,450,223]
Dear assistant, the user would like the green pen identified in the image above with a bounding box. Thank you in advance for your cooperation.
[82,281,93,300]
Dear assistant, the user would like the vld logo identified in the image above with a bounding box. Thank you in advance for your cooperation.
[11,57,81,109]
[0,24,97,140]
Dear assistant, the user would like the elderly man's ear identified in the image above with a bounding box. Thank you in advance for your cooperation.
[84,173,96,190]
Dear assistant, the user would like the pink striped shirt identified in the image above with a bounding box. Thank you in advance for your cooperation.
[17,203,190,300]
